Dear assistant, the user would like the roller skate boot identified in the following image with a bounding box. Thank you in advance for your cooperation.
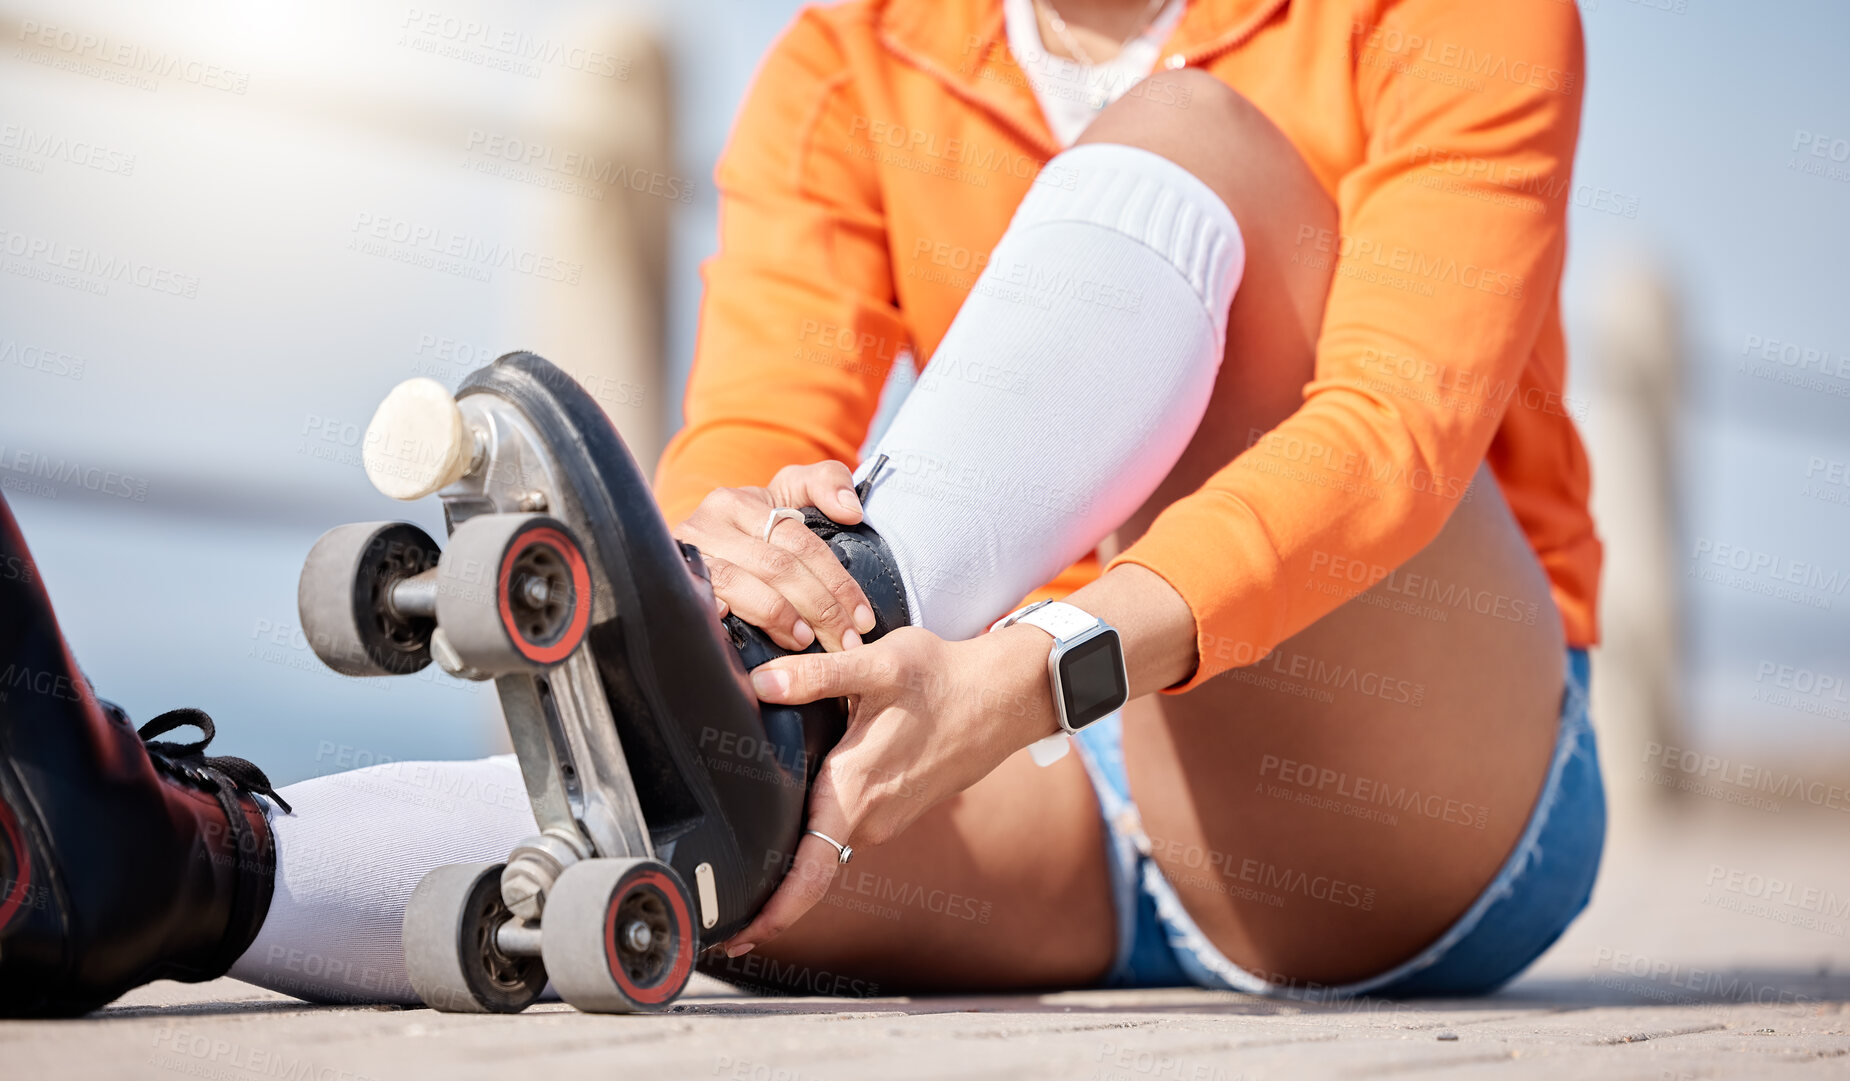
[297,353,907,1015]
[0,493,288,1017]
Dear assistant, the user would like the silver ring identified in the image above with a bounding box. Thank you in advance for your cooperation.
[805,829,854,864]
[762,506,805,544]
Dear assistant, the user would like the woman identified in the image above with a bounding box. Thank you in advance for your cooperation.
[659,0,1601,996]
[0,0,1600,1013]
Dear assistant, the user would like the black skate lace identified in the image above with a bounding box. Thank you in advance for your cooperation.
[137,707,292,815]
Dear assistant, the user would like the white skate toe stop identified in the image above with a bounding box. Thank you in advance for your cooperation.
[363,378,474,501]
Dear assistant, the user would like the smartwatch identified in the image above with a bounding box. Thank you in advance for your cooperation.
[995,600,1129,737]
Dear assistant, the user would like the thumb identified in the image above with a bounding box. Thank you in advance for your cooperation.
[770,461,862,524]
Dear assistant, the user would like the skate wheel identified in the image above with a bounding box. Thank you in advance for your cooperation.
[298,521,442,676]
[437,514,591,674]
[364,378,477,501]
[542,858,696,1013]
[404,862,547,1014]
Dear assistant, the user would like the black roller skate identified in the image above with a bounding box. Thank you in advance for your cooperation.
[0,493,289,1017]
[296,353,906,1014]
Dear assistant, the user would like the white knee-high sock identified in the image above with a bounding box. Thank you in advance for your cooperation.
[229,755,536,1003]
[859,142,1243,639]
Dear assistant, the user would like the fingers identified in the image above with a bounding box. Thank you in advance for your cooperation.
[750,648,882,706]
[721,632,952,956]
[762,517,875,650]
[701,554,813,650]
[737,530,863,651]
[721,772,858,955]
[719,830,844,956]
[764,462,877,649]
[770,461,862,525]
[682,485,874,652]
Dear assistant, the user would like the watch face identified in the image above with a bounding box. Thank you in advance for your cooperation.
[1058,628,1128,730]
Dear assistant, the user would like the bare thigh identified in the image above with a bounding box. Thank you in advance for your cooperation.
[1086,73,1568,987]
[1111,465,1565,987]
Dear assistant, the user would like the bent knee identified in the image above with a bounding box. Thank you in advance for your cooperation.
[1078,68,1255,144]
[1076,70,1332,237]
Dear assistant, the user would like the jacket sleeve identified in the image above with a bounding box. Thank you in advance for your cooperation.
[1109,0,1586,690]
[653,11,905,526]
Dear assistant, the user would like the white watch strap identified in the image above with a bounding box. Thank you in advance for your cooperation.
[1028,733,1071,767]
[1020,600,1101,642]
[995,600,1101,642]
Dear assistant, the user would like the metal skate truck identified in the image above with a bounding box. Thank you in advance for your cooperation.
[297,353,848,1014]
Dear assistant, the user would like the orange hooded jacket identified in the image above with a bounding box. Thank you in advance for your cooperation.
[655,0,1600,691]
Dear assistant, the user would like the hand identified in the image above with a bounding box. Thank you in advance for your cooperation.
[718,624,1061,956]
[672,461,877,652]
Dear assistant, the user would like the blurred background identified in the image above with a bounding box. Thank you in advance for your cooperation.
[1,0,1846,930]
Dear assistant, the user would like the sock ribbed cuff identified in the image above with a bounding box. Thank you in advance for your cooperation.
[1015,142,1245,336]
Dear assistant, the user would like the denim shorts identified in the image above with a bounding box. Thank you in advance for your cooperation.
[1072,649,1602,998]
